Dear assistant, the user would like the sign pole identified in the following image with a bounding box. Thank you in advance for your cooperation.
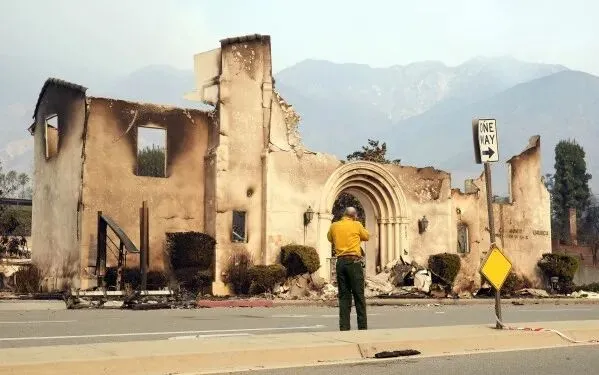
[483,162,502,328]
[473,118,508,330]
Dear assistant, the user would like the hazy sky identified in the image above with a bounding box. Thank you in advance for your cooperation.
[1,0,598,75]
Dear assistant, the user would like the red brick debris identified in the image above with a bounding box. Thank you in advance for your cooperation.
[197,299,274,308]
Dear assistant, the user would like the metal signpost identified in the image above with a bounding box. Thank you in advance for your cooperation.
[480,245,512,328]
[472,118,512,329]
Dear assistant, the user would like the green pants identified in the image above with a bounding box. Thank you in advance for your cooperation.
[336,256,367,331]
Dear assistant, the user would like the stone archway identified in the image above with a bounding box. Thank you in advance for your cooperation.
[316,161,410,281]
[329,188,380,275]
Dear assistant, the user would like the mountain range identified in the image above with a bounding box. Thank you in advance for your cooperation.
[1,54,598,195]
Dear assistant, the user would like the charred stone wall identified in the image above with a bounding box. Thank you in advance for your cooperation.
[78,98,212,287]
[30,79,87,290]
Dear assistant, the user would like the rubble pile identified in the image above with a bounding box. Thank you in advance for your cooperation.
[63,288,198,310]
[273,273,338,301]
[272,254,451,301]
[514,288,550,298]
[570,290,599,299]
[365,254,438,299]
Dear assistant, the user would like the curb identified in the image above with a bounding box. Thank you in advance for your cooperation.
[195,297,599,308]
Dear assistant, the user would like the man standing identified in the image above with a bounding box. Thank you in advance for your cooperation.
[327,207,370,331]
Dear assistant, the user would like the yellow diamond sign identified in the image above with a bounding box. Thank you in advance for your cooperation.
[480,246,512,290]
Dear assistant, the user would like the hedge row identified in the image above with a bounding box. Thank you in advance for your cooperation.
[248,264,286,294]
[537,253,579,281]
[223,244,321,295]
[166,231,216,293]
[167,231,215,270]
[280,244,320,276]
[426,251,583,294]
[428,253,461,286]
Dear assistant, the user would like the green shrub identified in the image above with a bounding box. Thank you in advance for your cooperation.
[0,208,20,235]
[501,272,533,296]
[223,248,254,295]
[0,206,31,237]
[14,264,42,294]
[537,253,579,281]
[173,267,213,294]
[281,244,320,276]
[167,232,216,270]
[103,267,168,290]
[428,253,461,286]
[248,264,286,294]
[537,253,580,294]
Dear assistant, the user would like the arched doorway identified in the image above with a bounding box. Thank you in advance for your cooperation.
[316,161,410,281]
[331,190,380,275]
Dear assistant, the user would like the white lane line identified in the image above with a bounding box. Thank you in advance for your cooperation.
[169,333,251,340]
[0,320,76,324]
[434,312,446,314]
[0,325,326,342]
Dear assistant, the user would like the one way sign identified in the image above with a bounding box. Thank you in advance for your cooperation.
[472,118,499,164]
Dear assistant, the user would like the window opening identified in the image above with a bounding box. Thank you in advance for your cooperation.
[137,126,167,178]
[457,223,470,253]
[232,211,247,243]
[45,114,59,159]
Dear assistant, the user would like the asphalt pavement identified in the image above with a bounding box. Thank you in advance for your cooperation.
[234,346,599,375]
[0,301,598,348]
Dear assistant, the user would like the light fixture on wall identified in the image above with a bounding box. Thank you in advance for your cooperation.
[304,206,315,226]
[418,216,429,234]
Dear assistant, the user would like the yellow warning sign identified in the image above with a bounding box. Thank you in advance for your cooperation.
[480,246,512,290]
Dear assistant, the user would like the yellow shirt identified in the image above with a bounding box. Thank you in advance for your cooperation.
[327,216,370,257]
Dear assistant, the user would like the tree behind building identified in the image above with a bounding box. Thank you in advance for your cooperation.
[0,162,31,258]
[346,139,401,164]
[551,140,592,242]
[137,146,166,178]
[332,139,401,223]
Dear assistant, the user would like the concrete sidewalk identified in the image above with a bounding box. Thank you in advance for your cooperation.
[0,320,597,375]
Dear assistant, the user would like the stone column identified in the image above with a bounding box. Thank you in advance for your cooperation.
[386,220,394,266]
[379,220,387,269]
[317,213,334,281]
[393,220,401,261]
[212,243,231,296]
[260,150,269,264]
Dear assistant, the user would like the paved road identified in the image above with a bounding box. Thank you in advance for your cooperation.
[0,301,598,348]
[234,346,598,375]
